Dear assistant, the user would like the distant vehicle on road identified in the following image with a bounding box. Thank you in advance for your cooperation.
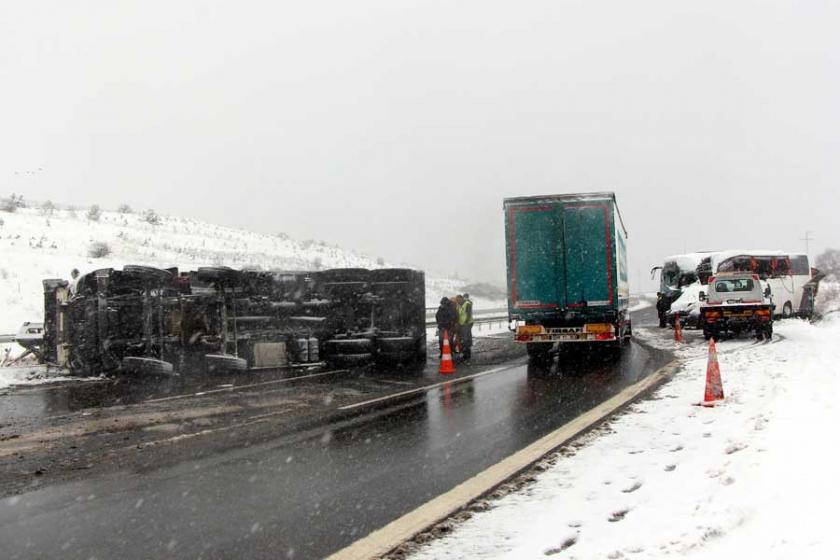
[703,251,817,319]
[699,272,774,340]
[653,250,821,323]
[651,252,710,328]
[504,192,631,361]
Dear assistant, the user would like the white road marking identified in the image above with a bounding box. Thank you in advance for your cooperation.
[337,363,524,411]
[144,369,347,403]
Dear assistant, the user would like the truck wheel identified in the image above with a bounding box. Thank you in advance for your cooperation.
[369,268,415,283]
[196,266,240,284]
[324,338,374,355]
[122,265,174,284]
[782,302,793,319]
[526,343,552,362]
[658,313,667,328]
[376,336,416,353]
[376,350,416,364]
[329,352,374,367]
[703,329,713,341]
[205,353,248,373]
[121,357,175,376]
[318,268,371,283]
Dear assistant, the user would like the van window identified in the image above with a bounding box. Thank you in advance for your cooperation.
[790,255,810,275]
[715,278,755,293]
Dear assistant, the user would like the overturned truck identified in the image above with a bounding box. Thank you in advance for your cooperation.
[42,265,426,376]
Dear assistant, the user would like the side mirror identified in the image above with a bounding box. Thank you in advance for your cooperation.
[764,285,772,297]
[699,291,706,302]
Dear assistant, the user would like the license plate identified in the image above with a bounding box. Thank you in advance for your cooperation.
[556,334,581,341]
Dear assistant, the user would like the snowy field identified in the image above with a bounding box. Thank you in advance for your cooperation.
[410,317,840,559]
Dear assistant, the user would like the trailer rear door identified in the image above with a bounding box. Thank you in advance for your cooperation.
[507,205,564,309]
[562,204,612,307]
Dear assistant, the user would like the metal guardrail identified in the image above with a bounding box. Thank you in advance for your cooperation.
[425,312,509,331]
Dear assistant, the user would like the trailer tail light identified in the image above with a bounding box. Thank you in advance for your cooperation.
[704,310,721,322]
[583,323,612,334]
[595,333,614,341]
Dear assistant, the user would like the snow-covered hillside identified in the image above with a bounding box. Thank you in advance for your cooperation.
[0,206,501,334]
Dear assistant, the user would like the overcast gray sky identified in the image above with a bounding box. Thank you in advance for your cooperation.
[2,1,838,290]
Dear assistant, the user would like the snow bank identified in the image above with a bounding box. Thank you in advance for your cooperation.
[815,280,840,318]
[410,319,840,559]
[0,365,80,390]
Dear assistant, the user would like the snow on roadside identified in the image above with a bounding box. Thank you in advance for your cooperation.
[629,298,653,313]
[0,365,81,391]
[409,318,840,559]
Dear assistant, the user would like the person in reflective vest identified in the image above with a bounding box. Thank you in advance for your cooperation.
[456,293,474,360]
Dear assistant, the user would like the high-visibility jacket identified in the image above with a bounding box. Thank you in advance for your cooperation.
[458,299,473,325]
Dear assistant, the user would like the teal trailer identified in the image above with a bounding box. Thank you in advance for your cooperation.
[503,192,630,357]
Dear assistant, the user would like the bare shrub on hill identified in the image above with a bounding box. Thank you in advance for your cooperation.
[142,209,161,225]
[88,241,112,259]
[1,197,17,213]
[86,204,102,221]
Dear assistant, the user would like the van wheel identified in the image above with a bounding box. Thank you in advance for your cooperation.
[782,302,793,319]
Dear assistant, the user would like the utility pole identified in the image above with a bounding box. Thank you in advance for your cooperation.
[801,230,814,257]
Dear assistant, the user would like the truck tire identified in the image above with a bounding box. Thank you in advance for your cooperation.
[376,350,417,364]
[369,268,415,283]
[527,343,552,363]
[758,324,773,341]
[121,357,175,376]
[376,336,416,353]
[324,338,374,355]
[329,352,374,367]
[196,266,240,283]
[122,265,174,284]
[318,268,371,283]
[205,353,248,373]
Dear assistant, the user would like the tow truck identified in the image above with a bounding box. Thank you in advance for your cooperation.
[699,273,774,341]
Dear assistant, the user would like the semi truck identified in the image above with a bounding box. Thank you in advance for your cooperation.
[504,192,631,361]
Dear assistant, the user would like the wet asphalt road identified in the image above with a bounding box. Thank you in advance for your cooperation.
[0,305,670,560]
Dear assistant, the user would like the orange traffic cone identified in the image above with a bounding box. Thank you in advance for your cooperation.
[701,338,725,407]
[674,313,684,343]
[439,330,456,375]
